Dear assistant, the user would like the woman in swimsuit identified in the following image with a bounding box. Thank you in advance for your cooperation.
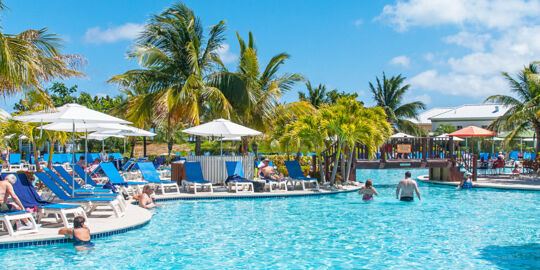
[359,179,378,201]
[136,184,160,209]
[58,216,94,251]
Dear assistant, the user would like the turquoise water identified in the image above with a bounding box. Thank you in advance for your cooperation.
[1,169,539,269]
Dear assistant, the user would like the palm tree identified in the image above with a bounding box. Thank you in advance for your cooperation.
[0,1,84,97]
[368,72,425,136]
[298,81,328,108]
[109,2,232,157]
[485,62,540,152]
[211,31,303,153]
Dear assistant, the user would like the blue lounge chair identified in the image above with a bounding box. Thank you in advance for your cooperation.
[121,159,135,171]
[137,162,179,194]
[35,172,124,217]
[183,162,213,193]
[284,160,319,190]
[73,164,105,188]
[52,166,111,193]
[225,161,254,193]
[5,172,87,228]
[255,161,287,192]
[8,153,23,171]
[43,168,117,198]
[98,162,146,195]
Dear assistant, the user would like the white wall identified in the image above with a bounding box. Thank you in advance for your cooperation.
[431,119,495,131]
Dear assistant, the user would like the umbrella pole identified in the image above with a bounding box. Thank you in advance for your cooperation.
[102,140,105,152]
[85,129,88,185]
[72,121,75,197]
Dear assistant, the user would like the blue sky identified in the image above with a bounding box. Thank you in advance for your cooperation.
[2,0,539,112]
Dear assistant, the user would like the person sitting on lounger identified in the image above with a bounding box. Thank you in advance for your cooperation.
[86,158,101,174]
[0,174,33,230]
[136,184,159,209]
[59,216,94,251]
[260,158,284,182]
[76,156,86,168]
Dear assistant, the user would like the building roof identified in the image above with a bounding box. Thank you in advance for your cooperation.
[409,107,454,124]
[429,104,509,121]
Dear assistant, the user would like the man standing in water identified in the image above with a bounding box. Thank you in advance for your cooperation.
[396,171,421,201]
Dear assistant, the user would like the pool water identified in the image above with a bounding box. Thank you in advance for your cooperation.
[1,169,538,269]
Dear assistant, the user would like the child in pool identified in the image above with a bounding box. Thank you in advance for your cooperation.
[359,179,378,200]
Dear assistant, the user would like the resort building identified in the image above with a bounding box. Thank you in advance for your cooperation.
[412,104,509,132]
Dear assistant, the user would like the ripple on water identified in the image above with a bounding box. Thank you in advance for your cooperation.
[0,169,538,269]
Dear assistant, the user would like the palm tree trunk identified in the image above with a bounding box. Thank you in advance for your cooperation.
[340,147,347,184]
[345,148,354,182]
[241,137,249,156]
[195,136,201,155]
[130,138,135,158]
[329,142,342,184]
[534,125,540,154]
[167,139,173,161]
[317,157,326,183]
[47,141,54,169]
[143,137,147,157]
[32,143,40,171]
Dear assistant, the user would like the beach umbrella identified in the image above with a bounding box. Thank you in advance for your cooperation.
[15,104,130,196]
[390,132,414,138]
[86,133,125,152]
[450,126,496,154]
[95,127,156,156]
[182,118,262,156]
[435,133,464,141]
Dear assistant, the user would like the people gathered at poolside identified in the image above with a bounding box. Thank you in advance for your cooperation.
[0,174,34,230]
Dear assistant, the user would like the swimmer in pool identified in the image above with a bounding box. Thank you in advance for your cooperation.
[58,216,95,251]
[359,179,378,200]
[396,171,421,201]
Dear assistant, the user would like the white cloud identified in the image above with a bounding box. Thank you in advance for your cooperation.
[216,44,237,64]
[444,31,491,51]
[84,23,144,44]
[379,0,540,31]
[354,19,363,28]
[390,55,410,67]
[379,0,540,98]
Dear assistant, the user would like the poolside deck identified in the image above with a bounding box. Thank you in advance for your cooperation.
[418,174,540,191]
[0,204,152,247]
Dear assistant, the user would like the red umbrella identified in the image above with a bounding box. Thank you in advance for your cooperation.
[450,126,496,154]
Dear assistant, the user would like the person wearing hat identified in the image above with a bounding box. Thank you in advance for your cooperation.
[260,158,284,182]
[457,172,473,189]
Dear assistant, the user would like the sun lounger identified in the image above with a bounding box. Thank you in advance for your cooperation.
[8,153,24,171]
[137,162,180,195]
[98,162,146,195]
[7,172,87,228]
[35,172,124,217]
[183,162,213,194]
[73,164,106,187]
[52,166,111,193]
[256,161,287,192]
[284,160,320,190]
[0,211,39,236]
[43,168,117,198]
[225,161,254,193]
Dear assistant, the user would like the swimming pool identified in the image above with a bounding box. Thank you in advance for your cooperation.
[1,169,538,269]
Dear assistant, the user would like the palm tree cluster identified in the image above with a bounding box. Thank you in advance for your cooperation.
[486,62,540,153]
[109,2,302,157]
[274,97,392,184]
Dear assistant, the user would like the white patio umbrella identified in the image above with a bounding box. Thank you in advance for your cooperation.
[390,132,414,138]
[86,133,125,152]
[94,126,156,156]
[15,104,130,196]
[182,118,262,155]
[435,133,464,141]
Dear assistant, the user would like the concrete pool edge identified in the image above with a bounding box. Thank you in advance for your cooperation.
[0,205,152,249]
[152,186,361,202]
[0,186,360,249]
[417,175,540,191]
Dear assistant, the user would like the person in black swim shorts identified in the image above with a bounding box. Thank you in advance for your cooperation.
[396,171,421,201]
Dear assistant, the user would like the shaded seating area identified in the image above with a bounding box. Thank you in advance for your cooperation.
[225,161,254,193]
[6,173,87,228]
[183,162,213,194]
[137,162,180,195]
[35,172,125,218]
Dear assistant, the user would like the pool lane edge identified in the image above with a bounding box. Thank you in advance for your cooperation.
[417,175,540,191]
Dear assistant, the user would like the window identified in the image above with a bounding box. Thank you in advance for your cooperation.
[456,125,463,130]
[481,125,487,128]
